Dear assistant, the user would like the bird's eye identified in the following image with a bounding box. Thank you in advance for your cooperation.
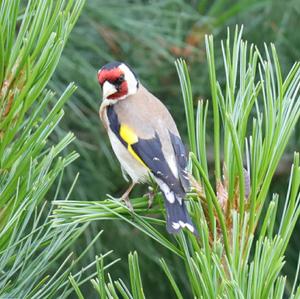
[115,74,125,85]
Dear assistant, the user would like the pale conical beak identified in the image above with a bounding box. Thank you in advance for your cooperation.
[102,81,117,99]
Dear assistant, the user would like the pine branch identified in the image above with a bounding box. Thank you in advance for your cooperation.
[53,27,300,298]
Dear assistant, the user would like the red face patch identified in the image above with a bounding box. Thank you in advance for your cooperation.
[98,68,123,85]
[108,81,128,99]
[98,67,128,100]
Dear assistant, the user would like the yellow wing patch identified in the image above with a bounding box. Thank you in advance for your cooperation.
[119,124,138,144]
[119,124,148,168]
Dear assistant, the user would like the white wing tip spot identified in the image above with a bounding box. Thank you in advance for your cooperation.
[166,193,175,203]
[158,181,174,202]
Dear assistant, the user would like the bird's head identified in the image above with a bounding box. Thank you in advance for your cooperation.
[98,61,139,101]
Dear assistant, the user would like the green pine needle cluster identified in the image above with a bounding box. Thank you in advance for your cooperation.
[54,27,300,298]
[1,0,300,298]
[0,1,110,297]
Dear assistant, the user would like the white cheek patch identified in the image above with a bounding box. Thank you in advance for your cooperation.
[119,63,138,96]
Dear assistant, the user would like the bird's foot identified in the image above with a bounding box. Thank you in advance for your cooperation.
[120,194,134,212]
[107,194,134,212]
[106,183,135,212]
[145,186,155,209]
[117,182,136,212]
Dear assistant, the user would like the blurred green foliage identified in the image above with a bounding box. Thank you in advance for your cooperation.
[53,0,300,199]
[48,0,300,297]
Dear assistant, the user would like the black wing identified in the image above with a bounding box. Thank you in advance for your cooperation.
[169,132,190,192]
[107,105,188,196]
[131,133,186,197]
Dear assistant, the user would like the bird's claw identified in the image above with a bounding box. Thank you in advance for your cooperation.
[145,187,155,209]
[106,193,134,212]
[120,195,134,212]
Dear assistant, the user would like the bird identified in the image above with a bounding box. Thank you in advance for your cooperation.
[98,61,197,235]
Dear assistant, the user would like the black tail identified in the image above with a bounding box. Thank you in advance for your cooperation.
[162,192,198,236]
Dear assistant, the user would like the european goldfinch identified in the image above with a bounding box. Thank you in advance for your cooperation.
[98,61,196,235]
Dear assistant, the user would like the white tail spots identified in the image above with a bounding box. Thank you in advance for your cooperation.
[172,222,181,229]
[172,221,195,233]
[153,157,160,161]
